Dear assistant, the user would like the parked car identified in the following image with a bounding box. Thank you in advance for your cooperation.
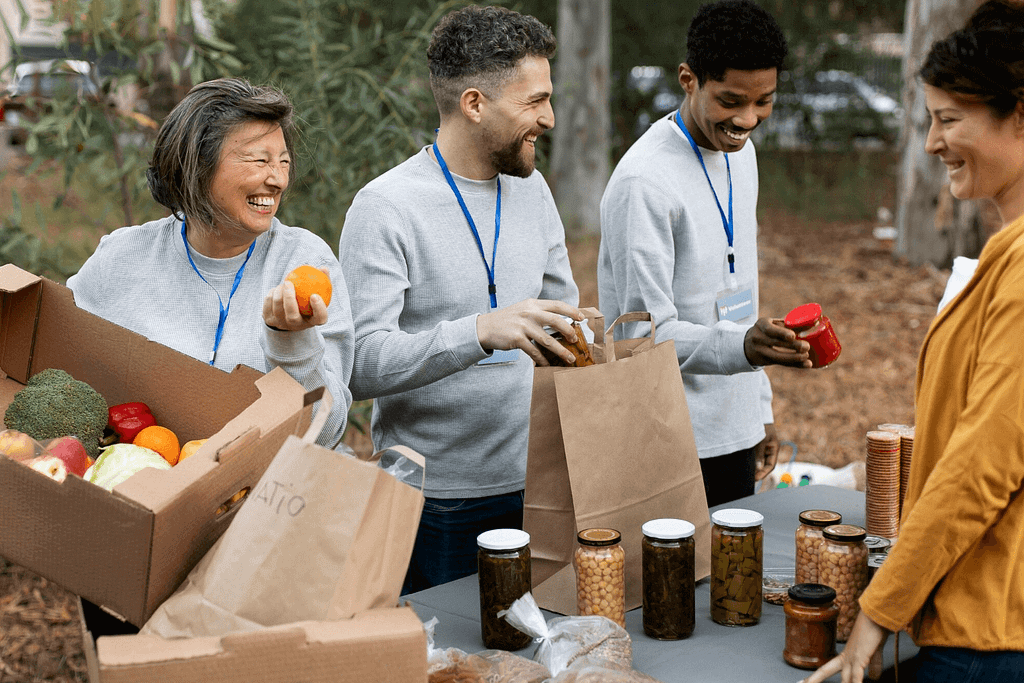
[756,70,902,149]
[2,59,98,145]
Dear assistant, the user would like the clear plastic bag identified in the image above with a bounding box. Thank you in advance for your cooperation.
[377,446,425,489]
[499,593,633,676]
[425,618,549,683]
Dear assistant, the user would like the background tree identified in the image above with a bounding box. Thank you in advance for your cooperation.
[548,0,610,237]
[896,0,989,268]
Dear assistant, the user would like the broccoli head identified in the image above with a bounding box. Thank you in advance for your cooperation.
[4,369,109,459]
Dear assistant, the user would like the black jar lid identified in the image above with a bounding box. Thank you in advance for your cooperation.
[788,583,837,605]
[823,524,867,542]
[798,509,843,527]
[578,528,621,546]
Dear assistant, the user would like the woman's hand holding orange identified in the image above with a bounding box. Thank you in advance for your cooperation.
[263,266,331,331]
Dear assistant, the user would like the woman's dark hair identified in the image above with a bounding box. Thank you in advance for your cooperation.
[427,5,555,116]
[685,0,788,85]
[147,77,296,229]
[920,0,1024,118]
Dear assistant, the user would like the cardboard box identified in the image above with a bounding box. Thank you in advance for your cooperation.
[79,598,428,683]
[0,265,314,626]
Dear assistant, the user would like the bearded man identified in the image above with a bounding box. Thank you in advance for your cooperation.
[339,5,582,593]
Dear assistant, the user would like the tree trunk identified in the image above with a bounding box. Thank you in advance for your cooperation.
[549,0,611,238]
[896,0,991,268]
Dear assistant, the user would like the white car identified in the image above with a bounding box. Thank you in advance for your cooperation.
[2,59,98,144]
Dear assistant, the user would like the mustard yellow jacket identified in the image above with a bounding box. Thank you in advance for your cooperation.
[860,215,1024,650]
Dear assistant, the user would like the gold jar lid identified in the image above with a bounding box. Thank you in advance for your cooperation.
[798,509,842,527]
[823,524,867,542]
[578,528,621,546]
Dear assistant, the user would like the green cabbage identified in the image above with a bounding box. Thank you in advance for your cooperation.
[85,443,171,491]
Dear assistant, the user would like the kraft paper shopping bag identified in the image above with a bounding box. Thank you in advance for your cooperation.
[524,310,711,615]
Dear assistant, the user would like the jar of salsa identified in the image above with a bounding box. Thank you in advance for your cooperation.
[641,518,696,640]
[783,303,842,368]
[477,529,532,650]
[574,528,626,627]
[784,583,839,670]
[538,317,595,367]
[710,509,764,626]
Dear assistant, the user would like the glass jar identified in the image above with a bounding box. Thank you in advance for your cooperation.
[710,509,764,626]
[574,528,626,627]
[818,524,869,642]
[795,510,842,584]
[538,317,595,367]
[477,529,532,650]
[784,583,839,670]
[783,303,842,368]
[641,518,696,640]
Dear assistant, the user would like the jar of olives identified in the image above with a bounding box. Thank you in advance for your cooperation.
[795,510,842,584]
[574,528,626,627]
[818,524,869,642]
[641,518,696,640]
[477,529,532,650]
[710,509,764,626]
[784,583,839,670]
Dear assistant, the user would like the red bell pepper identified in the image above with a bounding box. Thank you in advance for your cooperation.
[107,402,156,443]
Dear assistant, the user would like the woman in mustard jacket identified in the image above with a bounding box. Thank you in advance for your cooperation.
[805,2,1024,682]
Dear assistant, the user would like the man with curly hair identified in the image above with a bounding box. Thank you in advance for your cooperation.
[339,5,581,592]
[598,0,812,507]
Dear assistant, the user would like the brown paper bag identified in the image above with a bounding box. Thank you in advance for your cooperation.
[524,309,711,615]
[140,389,425,638]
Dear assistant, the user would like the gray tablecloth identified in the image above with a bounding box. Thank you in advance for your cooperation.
[405,485,917,682]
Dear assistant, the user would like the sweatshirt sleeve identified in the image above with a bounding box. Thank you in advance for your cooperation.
[859,263,1024,631]
[260,254,354,449]
[600,174,756,375]
[339,189,488,402]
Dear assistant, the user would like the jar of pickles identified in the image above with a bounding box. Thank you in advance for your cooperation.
[477,529,532,650]
[795,510,842,584]
[574,528,626,627]
[784,583,839,670]
[818,524,869,642]
[641,518,696,640]
[710,509,764,626]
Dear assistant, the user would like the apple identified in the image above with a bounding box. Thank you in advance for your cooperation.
[0,429,41,463]
[42,435,90,478]
[28,455,68,483]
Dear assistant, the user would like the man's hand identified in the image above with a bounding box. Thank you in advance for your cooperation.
[476,299,584,366]
[744,317,812,368]
[754,424,779,481]
[263,277,329,331]
[802,612,889,683]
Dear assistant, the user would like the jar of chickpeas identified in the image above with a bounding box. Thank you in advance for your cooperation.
[710,509,764,626]
[818,524,869,642]
[795,510,842,584]
[574,528,626,627]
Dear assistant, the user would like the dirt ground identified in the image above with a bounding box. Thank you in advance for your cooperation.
[0,207,947,681]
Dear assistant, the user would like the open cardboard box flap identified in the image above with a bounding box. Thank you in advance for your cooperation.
[0,265,315,625]
[80,602,427,683]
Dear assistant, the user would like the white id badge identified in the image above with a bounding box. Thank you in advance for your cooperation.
[715,283,755,323]
[477,349,521,366]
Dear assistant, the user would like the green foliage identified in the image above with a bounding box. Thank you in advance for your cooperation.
[217,0,471,249]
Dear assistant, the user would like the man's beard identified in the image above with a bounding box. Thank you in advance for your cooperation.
[489,134,535,178]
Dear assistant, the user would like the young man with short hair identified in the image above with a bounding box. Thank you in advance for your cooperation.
[339,5,582,592]
[598,0,811,507]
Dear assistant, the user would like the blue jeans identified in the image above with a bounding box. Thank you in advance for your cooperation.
[401,490,524,595]
[915,646,1024,682]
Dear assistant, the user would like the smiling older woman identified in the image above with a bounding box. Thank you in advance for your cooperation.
[803,2,1024,683]
[67,77,354,448]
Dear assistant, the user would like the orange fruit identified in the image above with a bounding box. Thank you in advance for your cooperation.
[178,438,208,463]
[285,265,332,316]
[133,426,181,466]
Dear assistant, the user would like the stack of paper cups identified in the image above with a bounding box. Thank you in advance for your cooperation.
[865,431,901,539]
[898,427,915,519]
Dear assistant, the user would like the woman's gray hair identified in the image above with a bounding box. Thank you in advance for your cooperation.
[146,77,296,230]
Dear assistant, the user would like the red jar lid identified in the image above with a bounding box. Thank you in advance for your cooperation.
[784,303,823,329]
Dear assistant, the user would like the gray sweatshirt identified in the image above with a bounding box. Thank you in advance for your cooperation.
[339,147,579,498]
[67,216,355,448]
[598,114,773,459]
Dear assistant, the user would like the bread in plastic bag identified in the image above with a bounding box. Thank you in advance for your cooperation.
[499,593,633,676]
[425,617,549,683]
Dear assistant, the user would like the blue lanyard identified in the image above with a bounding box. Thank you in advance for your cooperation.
[432,140,501,309]
[181,221,257,365]
[674,110,735,275]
